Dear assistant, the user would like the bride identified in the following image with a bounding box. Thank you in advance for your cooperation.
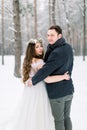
[2,39,70,130]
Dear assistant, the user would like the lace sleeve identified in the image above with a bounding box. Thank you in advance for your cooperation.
[30,59,45,77]
[36,60,45,70]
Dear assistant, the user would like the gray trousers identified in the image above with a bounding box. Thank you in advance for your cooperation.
[50,94,73,130]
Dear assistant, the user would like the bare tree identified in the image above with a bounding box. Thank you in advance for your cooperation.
[1,0,5,65]
[77,0,86,60]
[25,0,30,40]
[51,0,56,25]
[83,0,86,60]
[49,0,51,26]
[34,0,38,38]
[63,0,71,43]
[56,0,61,25]
[48,0,56,25]
[13,0,22,77]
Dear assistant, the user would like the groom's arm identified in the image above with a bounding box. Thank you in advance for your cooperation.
[32,60,57,85]
[31,51,66,85]
[28,60,57,86]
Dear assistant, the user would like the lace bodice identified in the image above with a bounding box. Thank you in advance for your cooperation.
[29,59,45,78]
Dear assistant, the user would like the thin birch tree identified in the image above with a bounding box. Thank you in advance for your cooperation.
[51,0,56,25]
[1,0,5,65]
[83,0,86,60]
[49,0,51,26]
[34,0,38,38]
[13,0,22,77]
[63,0,71,43]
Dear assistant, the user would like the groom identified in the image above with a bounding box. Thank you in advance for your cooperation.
[28,25,74,130]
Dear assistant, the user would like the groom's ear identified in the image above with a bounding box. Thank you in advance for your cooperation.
[58,34,62,39]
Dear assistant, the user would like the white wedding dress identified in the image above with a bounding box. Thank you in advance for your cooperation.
[1,59,55,130]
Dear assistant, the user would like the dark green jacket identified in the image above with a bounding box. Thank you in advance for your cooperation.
[32,37,74,99]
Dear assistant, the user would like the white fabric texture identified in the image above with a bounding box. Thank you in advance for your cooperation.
[1,59,55,130]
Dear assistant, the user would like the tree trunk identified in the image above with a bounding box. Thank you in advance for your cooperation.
[51,0,56,25]
[13,0,22,77]
[49,0,51,26]
[25,0,30,40]
[1,0,5,65]
[56,0,61,25]
[34,0,38,38]
[83,0,86,61]
[63,0,71,43]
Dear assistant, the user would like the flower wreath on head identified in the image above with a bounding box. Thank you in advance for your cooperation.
[28,38,43,44]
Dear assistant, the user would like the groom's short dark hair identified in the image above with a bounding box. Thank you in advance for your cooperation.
[48,25,62,34]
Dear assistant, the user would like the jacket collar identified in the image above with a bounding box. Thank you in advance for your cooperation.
[48,37,66,50]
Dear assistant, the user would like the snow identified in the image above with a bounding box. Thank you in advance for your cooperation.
[0,56,87,130]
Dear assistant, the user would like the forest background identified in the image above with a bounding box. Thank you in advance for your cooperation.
[0,0,87,77]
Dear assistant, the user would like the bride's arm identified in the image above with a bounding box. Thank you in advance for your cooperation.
[44,72,70,83]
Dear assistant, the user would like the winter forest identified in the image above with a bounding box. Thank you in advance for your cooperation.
[0,0,87,77]
[0,1,87,130]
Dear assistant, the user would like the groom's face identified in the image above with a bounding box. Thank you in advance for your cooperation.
[47,29,62,45]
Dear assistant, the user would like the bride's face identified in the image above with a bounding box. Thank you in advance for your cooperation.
[35,42,43,55]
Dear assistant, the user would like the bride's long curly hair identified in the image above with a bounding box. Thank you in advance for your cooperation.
[22,39,44,84]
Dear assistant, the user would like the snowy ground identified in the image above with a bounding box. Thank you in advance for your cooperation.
[0,56,87,130]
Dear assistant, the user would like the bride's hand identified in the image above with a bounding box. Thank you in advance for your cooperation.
[28,78,33,86]
[63,71,70,80]
[37,64,43,70]
[25,78,33,87]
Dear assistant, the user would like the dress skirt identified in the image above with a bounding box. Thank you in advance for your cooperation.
[2,81,55,130]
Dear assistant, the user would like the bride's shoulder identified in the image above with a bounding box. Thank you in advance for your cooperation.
[37,59,43,62]
[32,58,43,62]
[32,58,44,65]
